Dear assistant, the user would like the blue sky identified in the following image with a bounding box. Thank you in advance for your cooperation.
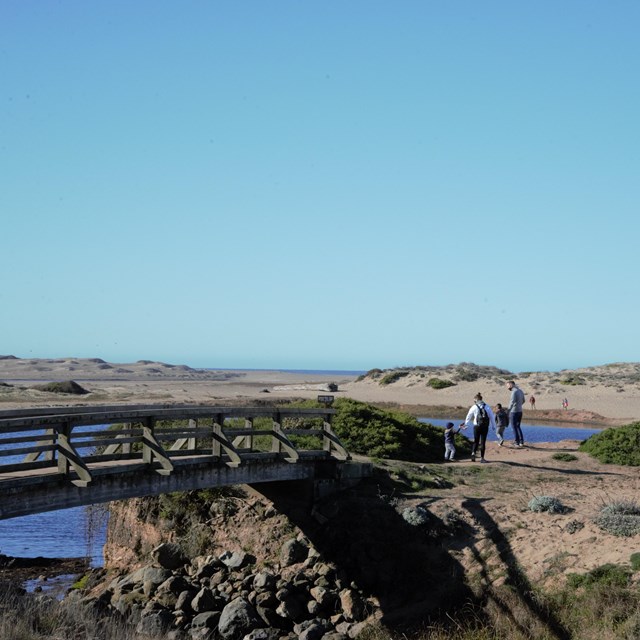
[2,1,639,373]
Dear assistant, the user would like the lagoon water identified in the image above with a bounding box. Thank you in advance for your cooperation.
[421,417,603,444]
[0,417,603,564]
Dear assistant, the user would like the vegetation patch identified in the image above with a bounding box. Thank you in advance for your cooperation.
[528,495,566,514]
[452,367,479,382]
[630,552,640,571]
[332,398,470,461]
[567,563,632,589]
[595,499,640,537]
[579,422,640,465]
[552,452,578,462]
[427,377,456,390]
[560,375,586,385]
[32,380,89,395]
[379,370,410,386]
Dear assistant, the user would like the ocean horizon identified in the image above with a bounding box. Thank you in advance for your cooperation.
[205,368,366,376]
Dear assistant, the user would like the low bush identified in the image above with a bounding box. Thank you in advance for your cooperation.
[32,380,89,395]
[552,452,578,462]
[379,370,410,386]
[595,499,640,537]
[567,563,631,588]
[630,552,640,571]
[528,495,565,514]
[427,377,456,390]
[579,422,640,465]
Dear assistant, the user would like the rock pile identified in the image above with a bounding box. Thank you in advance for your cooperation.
[73,539,379,640]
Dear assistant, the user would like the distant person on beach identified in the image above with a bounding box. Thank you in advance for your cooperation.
[529,395,536,409]
[462,393,496,463]
[443,421,465,461]
[494,402,509,446]
[562,397,569,410]
[507,380,526,447]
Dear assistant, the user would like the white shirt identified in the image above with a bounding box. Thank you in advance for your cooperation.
[464,401,497,431]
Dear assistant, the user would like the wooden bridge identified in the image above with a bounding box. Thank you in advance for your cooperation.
[0,404,364,520]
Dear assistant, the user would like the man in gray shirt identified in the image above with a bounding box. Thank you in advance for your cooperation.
[507,380,526,447]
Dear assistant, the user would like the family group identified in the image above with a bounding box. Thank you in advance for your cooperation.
[443,380,526,463]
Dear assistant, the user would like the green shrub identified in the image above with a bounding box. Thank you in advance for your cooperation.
[560,375,586,385]
[33,380,89,395]
[595,500,640,537]
[528,495,565,513]
[552,452,578,462]
[567,563,631,588]
[579,422,640,465]
[332,398,470,461]
[630,552,640,571]
[453,368,478,382]
[379,370,410,386]
[427,377,456,390]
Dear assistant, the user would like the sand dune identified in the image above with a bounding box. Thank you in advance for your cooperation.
[1,357,639,424]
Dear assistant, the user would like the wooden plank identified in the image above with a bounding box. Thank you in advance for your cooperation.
[0,444,57,457]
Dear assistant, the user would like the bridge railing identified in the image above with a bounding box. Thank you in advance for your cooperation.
[0,405,349,487]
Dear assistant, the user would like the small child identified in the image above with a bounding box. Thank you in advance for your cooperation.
[444,421,464,461]
[494,403,509,446]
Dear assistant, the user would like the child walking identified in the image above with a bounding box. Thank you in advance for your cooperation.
[444,421,465,461]
[494,403,509,446]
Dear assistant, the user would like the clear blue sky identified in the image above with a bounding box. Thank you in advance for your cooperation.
[2,1,639,373]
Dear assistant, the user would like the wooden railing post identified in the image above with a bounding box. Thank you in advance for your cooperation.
[271,411,299,462]
[322,414,350,460]
[142,417,174,475]
[271,412,282,455]
[213,413,224,458]
[188,418,197,451]
[56,421,93,486]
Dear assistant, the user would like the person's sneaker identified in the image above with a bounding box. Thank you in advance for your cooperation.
[498,439,504,446]
[471,454,476,462]
[480,458,488,463]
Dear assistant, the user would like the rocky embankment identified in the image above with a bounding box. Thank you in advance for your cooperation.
[79,540,373,640]
[62,477,469,639]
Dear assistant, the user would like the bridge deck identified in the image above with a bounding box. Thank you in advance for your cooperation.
[0,404,354,519]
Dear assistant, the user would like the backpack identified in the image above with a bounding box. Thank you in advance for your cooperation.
[476,402,490,428]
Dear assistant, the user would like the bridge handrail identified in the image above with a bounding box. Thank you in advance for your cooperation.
[0,404,349,487]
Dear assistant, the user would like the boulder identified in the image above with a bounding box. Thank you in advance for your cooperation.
[218,597,262,639]
[280,539,309,566]
[153,543,189,570]
[339,589,366,622]
[192,611,221,630]
[135,609,174,637]
[191,587,218,613]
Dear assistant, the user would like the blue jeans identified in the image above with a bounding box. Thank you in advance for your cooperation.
[510,411,524,445]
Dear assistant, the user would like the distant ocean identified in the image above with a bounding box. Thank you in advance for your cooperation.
[206,368,366,376]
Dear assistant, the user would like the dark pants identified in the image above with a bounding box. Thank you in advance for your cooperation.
[472,424,488,458]
[510,411,524,445]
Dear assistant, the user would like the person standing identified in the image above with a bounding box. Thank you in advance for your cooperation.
[529,395,536,409]
[507,380,526,447]
[494,402,509,446]
[463,393,496,463]
[443,421,465,461]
